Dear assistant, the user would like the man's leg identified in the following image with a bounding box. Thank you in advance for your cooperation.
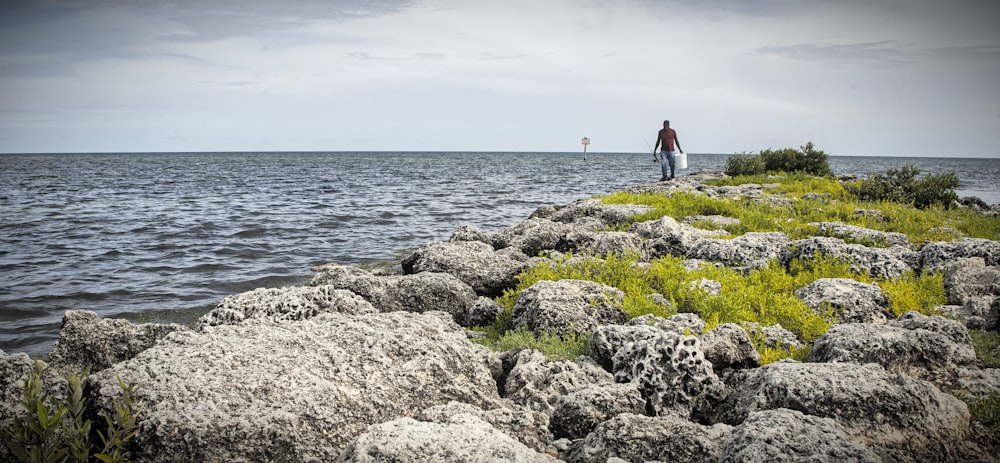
[659,151,670,180]
[666,151,676,179]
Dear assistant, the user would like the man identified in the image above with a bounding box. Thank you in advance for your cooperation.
[653,120,683,181]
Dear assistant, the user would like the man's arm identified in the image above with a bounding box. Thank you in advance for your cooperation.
[653,133,661,152]
[674,134,683,153]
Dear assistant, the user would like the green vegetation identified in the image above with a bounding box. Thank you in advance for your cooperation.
[725,142,831,177]
[844,164,960,209]
[971,330,1000,369]
[472,162,999,362]
[2,361,143,463]
[959,391,1000,435]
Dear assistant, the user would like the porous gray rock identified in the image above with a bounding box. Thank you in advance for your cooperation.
[49,310,189,374]
[590,324,667,372]
[401,240,530,297]
[941,257,1000,306]
[699,323,760,371]
[790,236,919,279]
[686,232,792,271]
[682,214,741,230]
[714,361,973,461]
[612,332,726,418]
[556,230,644,258]
[310,263,479,325]
[417,401,554,454]
[449,224,496,245]
[743,322,804,351]
[813,221,912,248]
[337,415,559,463]
[548,199,653,227]
[793,277,892,324]
[502,349,614,416]
[197,284,377,328]
[630,216,709,258]
[468,296,505,327]
[921,238,1000,273]
[720,408,881,463]
[493,217,573,256]
[86,311,504,462]
[564,413,731,463]
[511,279,627,337]
[548,382,646,439]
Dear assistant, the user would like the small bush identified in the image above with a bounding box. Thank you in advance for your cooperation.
[845,164,959,209]
[970,330,1000,368]
[725,152,765,177]
[2,361,143,463]
[959,391,1000,434]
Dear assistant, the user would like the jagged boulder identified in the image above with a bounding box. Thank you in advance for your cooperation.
[48,310,188,374]
[790,236,919,279]
[699,323,760,371]
[469,297,505,327]
[197,284,377,328]
[401,240,530,297]
[86,311,504,462]
[337,415,559,463]
[493,217,573,256]
[921,238,1000,273]
[556,230,644,258]
[941,257,1000,306]
[813,221,912,248]
[309,263,479,325]
[612,332,726,418]
[686,232,792,271]
[548,199,653,227]
[564,413,731,463]
[630,216,709,258]
[720,408,881,463]
[502,349,614,416]
[713,361,974,461]
[511,279,627,337]
[548,382,646,439]
[743,322,804,351]
[793,277,892,324]
[449,224,496,245]
[416,401,554,454]
[590,324,668,372]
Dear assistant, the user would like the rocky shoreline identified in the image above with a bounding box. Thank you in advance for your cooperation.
[3,171,1000,462]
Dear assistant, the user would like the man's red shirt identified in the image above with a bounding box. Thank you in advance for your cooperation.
[658,128,678,151]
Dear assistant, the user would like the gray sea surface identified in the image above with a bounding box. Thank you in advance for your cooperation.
[2,151,998,354]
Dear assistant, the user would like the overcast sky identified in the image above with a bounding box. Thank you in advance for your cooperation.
[1,0,998,156]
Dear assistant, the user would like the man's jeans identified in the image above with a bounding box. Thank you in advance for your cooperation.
[659,150,675,179]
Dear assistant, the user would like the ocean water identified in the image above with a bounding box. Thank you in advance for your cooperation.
[2,152,998,354]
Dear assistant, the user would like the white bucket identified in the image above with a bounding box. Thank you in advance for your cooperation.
[675,152,688,169]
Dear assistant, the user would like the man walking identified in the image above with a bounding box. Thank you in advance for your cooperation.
[653,120,683,181]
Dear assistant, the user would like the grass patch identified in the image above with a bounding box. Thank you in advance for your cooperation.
[959,391,1000,435]
[970,330,1000,368]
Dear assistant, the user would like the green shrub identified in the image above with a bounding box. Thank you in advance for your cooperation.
[2,361,143,463]
[845,164,959,209]
[959,391,1000,434]
[725,152,765,177]
[970,330,1000,368]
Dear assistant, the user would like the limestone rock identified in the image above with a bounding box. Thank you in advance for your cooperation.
[417,401,554,454]
[493,217,572,256]
[813,221,912,248]
[590,324,668,372]
[793,277,891,324]
[942,257,1000,306]
[469,296,505,327]
[502,349,613,416]
[310,263,479,325]
[612,332,726,418]
[720,408,881,463]
[564,413,731,463]
[556,230,644,258]
[714,361,973,461]
[86,311,503,462]
[449,224,496,245]
[401,240,530,297]
[686,232,792,271]
[511,279,627,337]
[49,310,188,374]
[630,216,708,258]
[699,323,760,371]
[790,236,919,279]
[548,199,653,227]
[337,415,559,463]
[743,322,804,351]
[921,238,1000,273]
[198,284,377,328]
[549,382,646,439]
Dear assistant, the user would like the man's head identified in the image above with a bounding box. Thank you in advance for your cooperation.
[663,120,670,128]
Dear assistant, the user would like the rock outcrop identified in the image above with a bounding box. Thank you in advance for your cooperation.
[49,310,189,374]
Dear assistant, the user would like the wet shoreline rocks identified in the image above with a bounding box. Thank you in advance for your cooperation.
[3,171,999,462]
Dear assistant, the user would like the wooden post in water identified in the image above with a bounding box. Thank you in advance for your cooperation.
[581,137,590,161]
